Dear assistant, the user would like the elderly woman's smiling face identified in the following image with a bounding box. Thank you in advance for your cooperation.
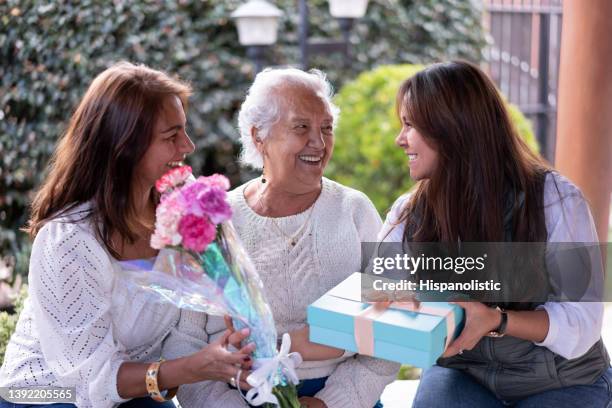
[259,84,334,190]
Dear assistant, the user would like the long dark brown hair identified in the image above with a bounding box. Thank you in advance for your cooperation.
[396,60,550,243]
[26,62,192,257]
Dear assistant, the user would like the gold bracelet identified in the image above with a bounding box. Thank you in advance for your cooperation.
[146,358,178,402]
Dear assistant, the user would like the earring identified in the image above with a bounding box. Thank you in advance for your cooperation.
[261,166,267,184]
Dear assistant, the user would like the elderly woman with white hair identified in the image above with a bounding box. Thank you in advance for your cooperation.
[163,67,400,408]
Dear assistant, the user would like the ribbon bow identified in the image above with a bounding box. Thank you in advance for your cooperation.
[354,301,456,356]
[241,333,303,406]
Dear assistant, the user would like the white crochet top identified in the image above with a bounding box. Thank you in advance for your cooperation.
[0,203,180,407]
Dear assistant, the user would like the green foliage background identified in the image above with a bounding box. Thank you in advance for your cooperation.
[327,64,539,213]
[0,0,486,281]
[0,285,27,364]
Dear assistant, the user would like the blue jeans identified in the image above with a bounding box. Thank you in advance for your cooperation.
[0,397,175,408]
[413,365,612,408]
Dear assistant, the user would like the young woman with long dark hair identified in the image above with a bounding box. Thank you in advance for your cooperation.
[0,62,254,408]
[379,60,611,407]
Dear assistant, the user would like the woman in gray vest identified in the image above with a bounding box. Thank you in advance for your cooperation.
[379,60,611,407]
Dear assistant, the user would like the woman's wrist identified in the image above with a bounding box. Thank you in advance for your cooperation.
[488,306,503,330]
[289,327,344,361]
[157,358,184,391]
[147,360,178,401]
[117,360,185,399]
[177,354,204,384]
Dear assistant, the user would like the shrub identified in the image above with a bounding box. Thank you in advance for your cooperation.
[0,284,27,365]
[0,0,486,278]
[326,64,539,214]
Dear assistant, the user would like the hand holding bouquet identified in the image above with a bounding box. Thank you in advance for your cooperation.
[124,166,302,407]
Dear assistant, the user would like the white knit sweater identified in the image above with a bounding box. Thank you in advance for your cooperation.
[163,177,400,408]
[0,203,181,407]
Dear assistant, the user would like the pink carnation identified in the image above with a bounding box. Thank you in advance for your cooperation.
[179,181,232,224]
[150,191,184,249]
[197,187,232,224]
[151,171,232,252]
[199,174,231,191]
[179,182,207,216]
[178,214,216,252]
[155,165,193,194]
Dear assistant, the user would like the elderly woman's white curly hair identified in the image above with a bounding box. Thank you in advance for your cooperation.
[237,67,340,169]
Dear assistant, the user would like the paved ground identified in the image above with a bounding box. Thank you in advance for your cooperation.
[380,303,612,407]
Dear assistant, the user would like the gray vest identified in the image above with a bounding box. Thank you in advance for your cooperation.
[409,172,611,400]
[437,332,610,400]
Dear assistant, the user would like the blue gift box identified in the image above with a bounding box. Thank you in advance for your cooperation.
[307,273,464,368]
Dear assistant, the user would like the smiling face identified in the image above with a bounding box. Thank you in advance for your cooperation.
[256,84,334,191]
[395,104,439,181]
[134,95,196,190]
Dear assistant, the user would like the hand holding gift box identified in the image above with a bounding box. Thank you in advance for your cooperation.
[307,273,464,368]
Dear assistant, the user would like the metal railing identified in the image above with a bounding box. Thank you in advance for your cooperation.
[483,0,563,161]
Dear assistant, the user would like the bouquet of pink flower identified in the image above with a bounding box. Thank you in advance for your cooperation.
[123,166,302,407]
[151,167,232,252]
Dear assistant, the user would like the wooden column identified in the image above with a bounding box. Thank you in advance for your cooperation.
[555,0,612,243]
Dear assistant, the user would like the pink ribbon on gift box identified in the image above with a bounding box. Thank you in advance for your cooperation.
[353,301,457,356]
